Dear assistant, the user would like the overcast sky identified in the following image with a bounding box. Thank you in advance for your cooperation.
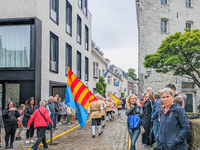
[88,0,138,75]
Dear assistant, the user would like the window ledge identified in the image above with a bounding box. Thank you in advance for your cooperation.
[161,4,169,6]
[161,32,170,34]
[186,6,194,9]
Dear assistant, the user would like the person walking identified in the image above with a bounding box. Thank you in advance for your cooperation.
[158,88,190,150]
[15,104,26,140]
[106,100,112,122]
[117,100,122,115]
[2,101,20,149]
[23,97,38,144]
[27,100,53,150]
[125,94,143,150]
[88,94,103,138]
[142,93,153,147]
[151,93,162,150]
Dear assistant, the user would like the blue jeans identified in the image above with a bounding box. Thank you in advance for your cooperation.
[153,121,161,149]
[50,114,56,129]
[128,126,140,150]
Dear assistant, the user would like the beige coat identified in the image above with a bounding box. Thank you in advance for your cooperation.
[117,100,122,109]
[100,101,106,116]
[90,100,102,119]
[106,102,112,112]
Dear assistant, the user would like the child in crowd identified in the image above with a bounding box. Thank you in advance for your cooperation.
[15,104,26,140]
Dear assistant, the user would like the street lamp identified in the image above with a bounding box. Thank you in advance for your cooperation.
[144,70,151,79]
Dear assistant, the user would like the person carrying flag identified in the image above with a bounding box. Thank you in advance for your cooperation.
[87,94,104,138]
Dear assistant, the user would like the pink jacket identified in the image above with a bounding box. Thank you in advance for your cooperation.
[18,110,24,122]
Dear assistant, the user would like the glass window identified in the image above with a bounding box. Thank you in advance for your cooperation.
[84,0,88,16]
[186,22,192,31]
[161,20,167,33]
[161,0,167,4]
[85,57,89,81]
[93,62,99,77]
[186,0,191,7]
[85,25,89,50]
[78,0,82,8]
[66,43,72,75]
[0,25,31,68]
[77,51,81,79]
[50,0,59,23]
[77,15,82,44]
[66,0,72,35]
[50,32,58,73]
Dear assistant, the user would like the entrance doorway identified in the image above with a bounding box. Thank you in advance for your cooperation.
[185,94,193,112]
[0,82,20,110]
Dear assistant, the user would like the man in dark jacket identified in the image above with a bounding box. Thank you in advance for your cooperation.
[151,93,162,150]
[48,96,55,129]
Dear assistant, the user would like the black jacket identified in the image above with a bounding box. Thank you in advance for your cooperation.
[2,109,20,126]
[125,104,143,118]
[22,105,38,126]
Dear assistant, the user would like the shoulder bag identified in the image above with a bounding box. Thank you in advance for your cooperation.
[127,109,141,129]
[10,111,22,128]
[38,108,51,130]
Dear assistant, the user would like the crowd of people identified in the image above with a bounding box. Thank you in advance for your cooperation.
[126,83,191,150]
[0,94,76,150]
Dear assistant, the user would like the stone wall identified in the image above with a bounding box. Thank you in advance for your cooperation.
[189,120,200,150]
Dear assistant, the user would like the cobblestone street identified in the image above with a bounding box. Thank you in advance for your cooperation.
[0,110,156,150]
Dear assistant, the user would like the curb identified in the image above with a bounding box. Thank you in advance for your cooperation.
[27,119,91,150]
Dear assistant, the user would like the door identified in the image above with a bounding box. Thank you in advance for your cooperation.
[5,83,20,108]
[185,94,193,112]
[0,84,2,110]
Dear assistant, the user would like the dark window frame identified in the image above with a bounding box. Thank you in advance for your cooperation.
[78,0,88,17]
[186,22,192,31]
[77,51,82,79]
[50,32,59,73]
[65,43,72,76]
[85,57,89,81]
[66,0,72,36]
[77,15,82,44]
[85,25,89,50]
[50,0,59,24]
[0,19,35,70]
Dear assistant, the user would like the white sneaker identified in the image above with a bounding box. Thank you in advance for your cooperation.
[56,124,59,127]
[30,139,34,143]
[58,122,62,125]
[26,140,30,144]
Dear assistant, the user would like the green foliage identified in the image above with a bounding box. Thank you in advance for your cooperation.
[144,28,200,87]
[121,92,125,98]
[96,76,107,97]
[127,68,137,80]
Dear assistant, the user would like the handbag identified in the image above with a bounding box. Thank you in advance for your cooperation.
[10,112,22,128]
[128,115,141,129]
[140,125,145,134]
[67,107,72,115]
[38,108,51,130]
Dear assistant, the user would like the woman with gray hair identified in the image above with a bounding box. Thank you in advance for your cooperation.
[27,100,53,150]
[158,88,190,150]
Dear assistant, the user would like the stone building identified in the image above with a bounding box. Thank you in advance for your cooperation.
[136,0,200,112]
[0,0,92,110]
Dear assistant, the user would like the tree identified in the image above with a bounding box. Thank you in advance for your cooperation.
[127,68,137,80]
[96,76,107,97]
[144,28,200,87]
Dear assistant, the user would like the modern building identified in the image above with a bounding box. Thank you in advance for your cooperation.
[91,40,109,93]
[0,0,92,110]
[136,0,200,112]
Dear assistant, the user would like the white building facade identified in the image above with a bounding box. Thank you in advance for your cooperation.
[136,0,200,112]
[0,0,92,109]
